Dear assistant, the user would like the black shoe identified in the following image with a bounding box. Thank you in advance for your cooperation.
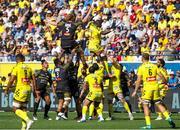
[168,119,176,128]
[44,115,52,120]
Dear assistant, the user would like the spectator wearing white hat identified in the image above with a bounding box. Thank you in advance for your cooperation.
[168,71,179,88]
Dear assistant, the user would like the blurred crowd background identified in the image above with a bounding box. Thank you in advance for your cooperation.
[0,0,179,62]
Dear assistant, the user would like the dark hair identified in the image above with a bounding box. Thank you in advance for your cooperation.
[158,59,165,67]
[41,59,46,65]
[89,66,95,73]
[54,58,59,66]
[92,63,99,71]
[142,53,149,61]
[16,54,25,61]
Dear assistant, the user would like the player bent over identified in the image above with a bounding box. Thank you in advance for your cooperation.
[78,66,104,122]
[33,60,52,120]
[5,54,35,130]
[132,53,175,129]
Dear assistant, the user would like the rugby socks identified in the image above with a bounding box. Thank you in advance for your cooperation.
[89,103,95,117]
[123,101,131,114]
[82,106,88,120]
[145,116,151,126]
[33,101,39,115]
[163,111,170,120]
[157,112,163,118]
[108,103,113,117]
[96,106,103,118]
[22,120,26,129]
[44,104,50,117]
[15,109,30,123]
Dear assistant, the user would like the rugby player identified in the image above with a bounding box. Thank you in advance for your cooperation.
[5,54,35,130]
[33,60,52,120]
[132,53,175,129]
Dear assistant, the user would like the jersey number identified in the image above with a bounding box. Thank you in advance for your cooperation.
[148,69,152,76]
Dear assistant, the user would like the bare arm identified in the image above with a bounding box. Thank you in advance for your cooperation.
[4,75,16,95]
[132,75,142,97]
[82,7,93,23]
[79,82,88,99]
[158,72,167,84]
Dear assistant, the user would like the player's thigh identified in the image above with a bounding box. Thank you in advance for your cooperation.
[14,87,31,102]
[141,89,153,101]
[153,90,161,101]
[12,99,27,109]
[113,84,122,95]
[64,92,71,101]
[56,91,65,101]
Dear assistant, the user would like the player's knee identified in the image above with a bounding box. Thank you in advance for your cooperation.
[63,98,71,108]
[142,99,151,105]
[117,93,124,102]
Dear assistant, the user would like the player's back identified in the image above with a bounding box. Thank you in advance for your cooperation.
[12,62,33,88]
[85,73,102,92]
[138,62,159,90]
[110,63,121,84]
[158,67,168,89]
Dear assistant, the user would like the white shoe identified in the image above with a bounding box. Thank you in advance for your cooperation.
[129,113,134,120]
[105,117,112,121]
[77,119,86,123]
[56,116,60,120]
[21,127,26,130]
[98,117,104,122]
[33,115,37,121]
[88,116,93,120]
[58,113,68,120]
[26,120,33,130]
[155,116,163,120]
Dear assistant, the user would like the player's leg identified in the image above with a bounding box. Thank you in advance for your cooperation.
[43,94,52,120]
[116,92,134,120]
[73,90,82,119]
[141,90,152,129]
[88,102,95,120]
[154,90,175,128]
[94,101,104,122]
[13,88,33,130]
[78,98,92,122]
[33,91,41,120]
[63,92,71,118]
[106,93,114,120]
[56,92,67,120]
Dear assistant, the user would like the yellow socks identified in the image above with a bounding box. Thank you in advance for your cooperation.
[22,120,26,129]
[157,112,163,118]
[15,109,30,123]
[89,103,95,117]
[163,111,170,120]
[145,116,151,126]
[82,106,88,119]
[123,101,131,114]
[99,103,103,113]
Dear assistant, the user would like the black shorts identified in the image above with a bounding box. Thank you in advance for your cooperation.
[61,40,78,52]
[37,89,50,99]
[56,91,71,100]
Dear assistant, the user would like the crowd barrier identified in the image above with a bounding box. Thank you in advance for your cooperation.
[0,62,179,112]
[0,88,179,112]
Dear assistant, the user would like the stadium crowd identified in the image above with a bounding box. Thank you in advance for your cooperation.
[0,0,179,62]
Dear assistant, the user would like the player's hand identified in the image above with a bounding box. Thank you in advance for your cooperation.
[131,91,137,97]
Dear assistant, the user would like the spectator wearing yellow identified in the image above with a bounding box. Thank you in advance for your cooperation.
[172,9,179,19]
[158,18,167,31]
[18,0,29,9]
[0,19,5,34]
[158,33,168,47]
[69,0,78,9]
[20,43,30,56]
[166,1,175,14]
[31,12,41,25]
[156,42,165,53]
[168,17,176,29]
[145,11,152,24]
[14,5,19,16]
[141,41,150,54]
[118,1,126,11]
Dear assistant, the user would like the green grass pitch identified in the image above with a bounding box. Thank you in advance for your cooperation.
[0,112,179,129]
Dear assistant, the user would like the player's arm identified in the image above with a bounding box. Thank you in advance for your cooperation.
[132,74,142,97]
[31,74,36,93]
[82,7,93,23]
[158,71,167,85]
[4,75,16,95]
[79,82,88,100]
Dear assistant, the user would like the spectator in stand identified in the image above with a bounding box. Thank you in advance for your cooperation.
[168,72,179,89]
